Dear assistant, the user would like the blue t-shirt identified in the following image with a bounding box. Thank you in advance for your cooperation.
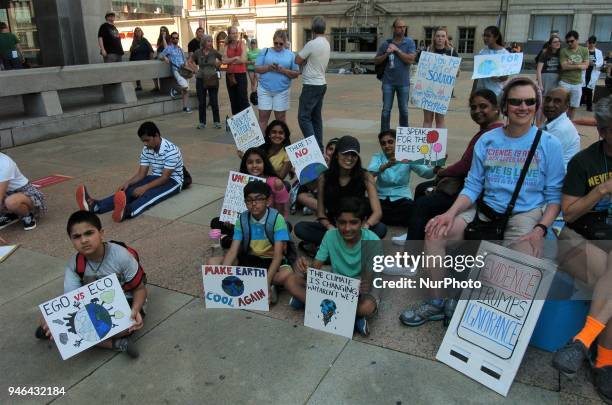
[367,152,434,201]
[460,126,565,214]
[255,48,299,93]
[159,45,185,72]
[376,37,416,86]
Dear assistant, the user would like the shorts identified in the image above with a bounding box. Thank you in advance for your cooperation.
[173,70,189,90]
[559,81,582,107]
[257,86,290,111]
[458,206,543,241]
[2,183,47,214]
[237,253,292,270]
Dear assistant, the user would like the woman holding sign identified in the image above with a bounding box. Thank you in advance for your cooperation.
[474,26,509,98]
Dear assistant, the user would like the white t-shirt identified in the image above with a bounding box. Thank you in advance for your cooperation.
[298,36,330,86]
[0,153,28,192]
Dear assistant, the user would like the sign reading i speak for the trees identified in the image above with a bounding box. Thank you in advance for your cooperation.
[395,127,447,167]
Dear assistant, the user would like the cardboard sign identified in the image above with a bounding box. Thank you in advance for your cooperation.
[436,242,555,396]
[202,265,269,311]
[0,244,18,263]
[39,274,133,360]
[227,106,265,152]
[472,53,523,79]
[219,171,266,223]
[304,268,360,339]
[32,175,73,188]
[285,136,328,185]
[395,127,447,166]
[411,51,461,115]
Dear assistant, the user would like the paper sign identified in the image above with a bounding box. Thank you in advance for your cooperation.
[227,106,265,152]
[304,268,360,339]
[0,244,18,263]
[39,274,133,360]
[395,127,447,166]
[202,265,269,311]
[32,175,73,188]
[411,51,461,115]
[436,242,555,396]
[285,136,328,185]
[219,171,266,223]
[472,53,523,79]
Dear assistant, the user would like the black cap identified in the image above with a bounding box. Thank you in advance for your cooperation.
[336,135,360,154]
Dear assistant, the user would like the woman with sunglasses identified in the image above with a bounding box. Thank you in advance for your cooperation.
[400,77,565,327]
[152,26,169,92]
[475,26,509,98]
[254,30,299,132]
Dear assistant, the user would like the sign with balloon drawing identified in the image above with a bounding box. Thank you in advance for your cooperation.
[395,127,447,167]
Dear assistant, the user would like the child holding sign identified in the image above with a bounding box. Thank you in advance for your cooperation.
[207,181,292,305]
[286,197,382,336]
[35,211,147,358]
[263,120,293,180]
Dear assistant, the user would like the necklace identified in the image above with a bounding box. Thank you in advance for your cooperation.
[87,244,106,273]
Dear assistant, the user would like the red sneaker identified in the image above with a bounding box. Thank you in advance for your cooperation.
[112,191,127,222]
[75,184,92,212]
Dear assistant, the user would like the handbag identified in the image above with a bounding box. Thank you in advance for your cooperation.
[568,211,612,240]
[435,176,464,196]
[464,129,543,241]
[182,166,193,190]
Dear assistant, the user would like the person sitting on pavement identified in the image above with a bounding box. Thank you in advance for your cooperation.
[552,96,612,403]
[75,121,183,222]
[159,32,192,113]
[207,181,293,306]
[285,197,382,337]
[295,137,338,215]
[542,87,581,168]
[0,151,46,230]
[35,211,147,358]
[262,120,293,180]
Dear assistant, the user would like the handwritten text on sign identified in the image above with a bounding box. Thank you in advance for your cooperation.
[285,136,328,185]
[202,265,269,311]
[472,53,523,79]
[411,51,461,115]
[39,274,133,360]
[304,268,360,339]
[395,127,447,167]
[219,171,265,223]
[227,106,265,152]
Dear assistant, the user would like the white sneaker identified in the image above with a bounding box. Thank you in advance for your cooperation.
[382,263,416,277]
[392,233,408,246]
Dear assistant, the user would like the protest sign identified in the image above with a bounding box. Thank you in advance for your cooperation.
[202,265,269,311]
[285,136,328,185]
[304,268,360,339]
[472,53,523,79]
[436,242,555,396]
[411,51,461,115]
[227,106,265,152]
[395,127,447,166]
[0,244,18,263]
[219,171,266,223]
[39,274,133,360]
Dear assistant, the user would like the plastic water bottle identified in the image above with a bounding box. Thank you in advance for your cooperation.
[208,229,222,257]
[389,53,395,69]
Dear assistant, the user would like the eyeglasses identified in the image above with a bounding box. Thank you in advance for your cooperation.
[507,98,537,107]
[245,196,267,205]
[273,42,284,46]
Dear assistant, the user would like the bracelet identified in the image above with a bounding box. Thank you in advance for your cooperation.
[533,223,548,235]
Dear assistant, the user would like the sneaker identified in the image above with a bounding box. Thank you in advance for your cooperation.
[170,88,179,98]
[355,316,369,337]
[392,233,408,246]
[289,296,305,310]
[150,88,160,93]
[302,207,314,215]
[22,213,36,231]
[552,339,589,377]
[593,366,612,404]
[35,326,50,340]
[197,123,206,129]
[399,300,445,327]
[112,191,127,222]
[270,285,278,305]
[443,298,458,326]
[75,184,94,212]
[219,234,233,249]
[214,122,222,129]
[112,337,139,358]
[183,107,192,113]
[0,213,19,230]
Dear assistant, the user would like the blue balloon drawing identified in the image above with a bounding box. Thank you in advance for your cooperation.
[222,275,245,297]
[320,299,337,326]
[477,59,498,77]
[300,162,327,185]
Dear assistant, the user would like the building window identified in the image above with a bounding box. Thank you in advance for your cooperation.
[276,0,286,3]
[529,15,572,41]
[457,27,475,53]
[303,29,312,47]
[591,15,612,42]
[216,0,223,8]
[423,26,435,48]
[331,28,346,52]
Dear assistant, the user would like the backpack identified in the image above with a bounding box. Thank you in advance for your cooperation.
[75,240,146,292]
[238,208,297,266]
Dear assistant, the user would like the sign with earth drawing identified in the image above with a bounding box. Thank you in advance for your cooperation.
[471,53,523,79]
[39,274,134,360]
[285,136,328,185]
[202,265,269,311]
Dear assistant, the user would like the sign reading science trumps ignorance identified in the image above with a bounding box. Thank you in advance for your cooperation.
[436,242,555,396]
[219,171,265,223]
[411,51,461,115]
[202,265,269,311]
[285,136,328,185]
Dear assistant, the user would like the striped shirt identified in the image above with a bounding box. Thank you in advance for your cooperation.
[139,138,184,185]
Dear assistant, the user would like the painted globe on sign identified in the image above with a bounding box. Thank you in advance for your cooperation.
[477,60,497,76]
[74,303,112,341]
[221,276,245,297]
[300,163,327,185]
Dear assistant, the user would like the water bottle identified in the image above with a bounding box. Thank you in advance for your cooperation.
[389,53,395,69]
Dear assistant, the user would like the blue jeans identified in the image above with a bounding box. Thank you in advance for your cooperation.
[95,176,181,219]
[298,84,327,150]
[381,84,409,132]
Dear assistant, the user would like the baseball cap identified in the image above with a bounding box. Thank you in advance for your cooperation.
[336,135,360,154]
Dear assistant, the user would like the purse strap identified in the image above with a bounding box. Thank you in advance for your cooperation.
[504,128,543,216]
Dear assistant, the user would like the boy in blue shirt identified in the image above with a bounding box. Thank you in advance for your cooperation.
[286,197,382,336]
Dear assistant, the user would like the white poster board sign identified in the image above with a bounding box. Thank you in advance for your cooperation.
[219,171,266,223]
[285,136,328,185]
[436,242,555,396]
[304,268,360,339]
[0,244,18,263]
[227,106,265,152]
[395,127,447,166]
[202,265,269,311]
[411,51,461,115]
[472,53,523,79]
[39,274,133,360]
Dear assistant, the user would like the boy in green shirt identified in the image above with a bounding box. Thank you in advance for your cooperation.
[286,197,382,336]
[559,30,589,119]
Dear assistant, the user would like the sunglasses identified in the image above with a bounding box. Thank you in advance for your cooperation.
[273,42,284,46]
[507,98,537,107]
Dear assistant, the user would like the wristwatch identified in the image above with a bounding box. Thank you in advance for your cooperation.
[533,223,548,236]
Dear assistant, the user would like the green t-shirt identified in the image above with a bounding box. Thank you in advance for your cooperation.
[315,228,382,278]
[559,46,589,85]
[247,48,260,71]
[0,32,19,60]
